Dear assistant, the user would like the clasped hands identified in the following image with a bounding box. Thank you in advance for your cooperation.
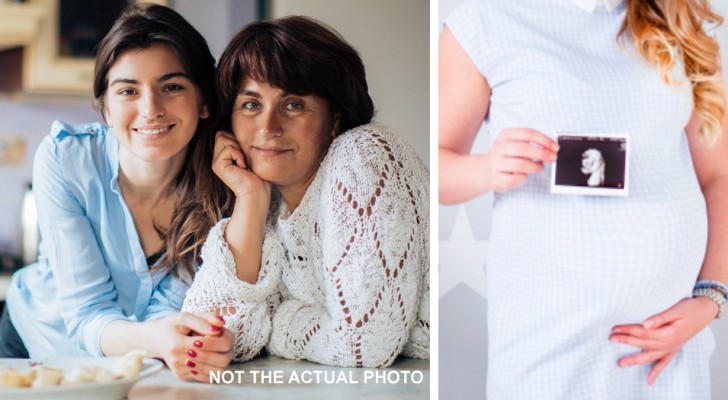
[609,296,718,385]
[153,311,234,383]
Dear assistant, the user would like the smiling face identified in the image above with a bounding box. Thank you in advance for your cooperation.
[231,78,335,193]
[104,45,208,164]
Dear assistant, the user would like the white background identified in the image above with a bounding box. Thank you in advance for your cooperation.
[437,0,728,398]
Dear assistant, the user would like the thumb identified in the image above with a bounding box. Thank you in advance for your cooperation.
[643,301,686,329]
[176,312,221,336]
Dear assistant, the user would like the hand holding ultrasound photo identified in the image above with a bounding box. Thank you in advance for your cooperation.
[550,133,629,196]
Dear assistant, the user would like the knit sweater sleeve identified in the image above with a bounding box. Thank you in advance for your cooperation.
[181,218,284,362]
[267,123,430,367]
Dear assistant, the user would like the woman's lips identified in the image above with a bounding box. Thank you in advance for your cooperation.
[133,124,175,139]
[253,146,290,156]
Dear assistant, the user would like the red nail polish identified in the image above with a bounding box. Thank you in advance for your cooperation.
[191,370,198,375]
[209,325,221,333]
[187,349,197,358]
[194,340,203,348]
[216,315,226,323]
[186,360,196,368]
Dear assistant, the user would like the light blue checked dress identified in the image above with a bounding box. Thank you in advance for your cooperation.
[446,0,715,398]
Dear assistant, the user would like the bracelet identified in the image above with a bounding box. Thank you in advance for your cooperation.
[694,279,728,298]
[693,287,725,319]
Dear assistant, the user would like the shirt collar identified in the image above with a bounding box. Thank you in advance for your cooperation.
[570,0,624,13]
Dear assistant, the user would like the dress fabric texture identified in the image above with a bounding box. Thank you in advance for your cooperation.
[6,120,187,358]
[447,1,713,399]
[182,122,430,367]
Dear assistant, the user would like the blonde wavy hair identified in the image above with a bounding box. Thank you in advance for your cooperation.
[619,0,725,143]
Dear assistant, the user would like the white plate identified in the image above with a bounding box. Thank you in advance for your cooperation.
[0,357,163,400]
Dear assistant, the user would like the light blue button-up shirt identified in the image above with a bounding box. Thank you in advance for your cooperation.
[7,120,188,358]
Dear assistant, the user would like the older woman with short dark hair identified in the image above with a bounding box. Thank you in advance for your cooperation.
[182,16,429,369]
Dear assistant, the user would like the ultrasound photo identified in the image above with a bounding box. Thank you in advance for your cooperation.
[550,133,629,196]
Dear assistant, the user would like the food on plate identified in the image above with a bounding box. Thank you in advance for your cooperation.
[0,368,33,387]
[31,366,63,387]
[109,350,145,379]
[0,350,147,388]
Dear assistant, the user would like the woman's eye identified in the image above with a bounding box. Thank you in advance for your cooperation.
[117,88,137,96]
[286,101,304,110]
[163,83,184,92]
[241,101,259,110]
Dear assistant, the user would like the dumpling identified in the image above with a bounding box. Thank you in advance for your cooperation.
[94,368,122,382]
[62,366,102,385]
[109,350,145,379]
[0,368,32,388]
[30,366,63,387]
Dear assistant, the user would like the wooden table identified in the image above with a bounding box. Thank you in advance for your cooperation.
[129,354,429,399]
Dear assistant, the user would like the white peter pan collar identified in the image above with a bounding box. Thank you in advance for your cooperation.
[569,0,624,13]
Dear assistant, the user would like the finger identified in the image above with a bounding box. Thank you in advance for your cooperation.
[213,131,240,151]
[618,350,667,368]
[498,141,557,162]
[213,135,243,162]
[188,358,227,384]
[611,324,648,337]
[214,145,247,171]
[500,128,559,150]
[166,355,198,381]
[210,314,226,327]
[171,365,197,381]
[175,312,224,337]
[192,330,234,352]
[644,299,692,329]
[189,347,232,369]
[496,157,544,175]
[643,311,680,330]
[215,130,237,142]
[648,352,675,385]
[193,311,227,327]
[609,333,664,351]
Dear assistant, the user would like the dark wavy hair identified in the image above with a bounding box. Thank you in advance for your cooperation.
[216,15,375,134]
[93,3,232,280]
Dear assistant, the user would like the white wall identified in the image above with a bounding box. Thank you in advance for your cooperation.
[270,0,429,167]
[172,0,258,60]
[437,1,728,398]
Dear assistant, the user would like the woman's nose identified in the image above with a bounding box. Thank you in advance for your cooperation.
[260,110,283,137]
[141,92,165,120]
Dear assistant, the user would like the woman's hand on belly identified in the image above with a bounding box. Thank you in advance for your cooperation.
[609,297,719,385]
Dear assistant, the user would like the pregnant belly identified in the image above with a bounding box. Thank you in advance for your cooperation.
[487,192,707,321]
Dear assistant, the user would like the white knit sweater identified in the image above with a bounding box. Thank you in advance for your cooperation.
[182,122,430,367]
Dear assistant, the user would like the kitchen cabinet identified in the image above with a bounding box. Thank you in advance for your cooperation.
[0,2,46,50]
[0,0,166,94]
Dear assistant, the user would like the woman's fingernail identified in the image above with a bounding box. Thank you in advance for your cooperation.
[187,349,197,358]
[210,325,222,333]
[194,340,203,348]
[186,360,196,368]
[191,370,198,376]
[216,315,226,323]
